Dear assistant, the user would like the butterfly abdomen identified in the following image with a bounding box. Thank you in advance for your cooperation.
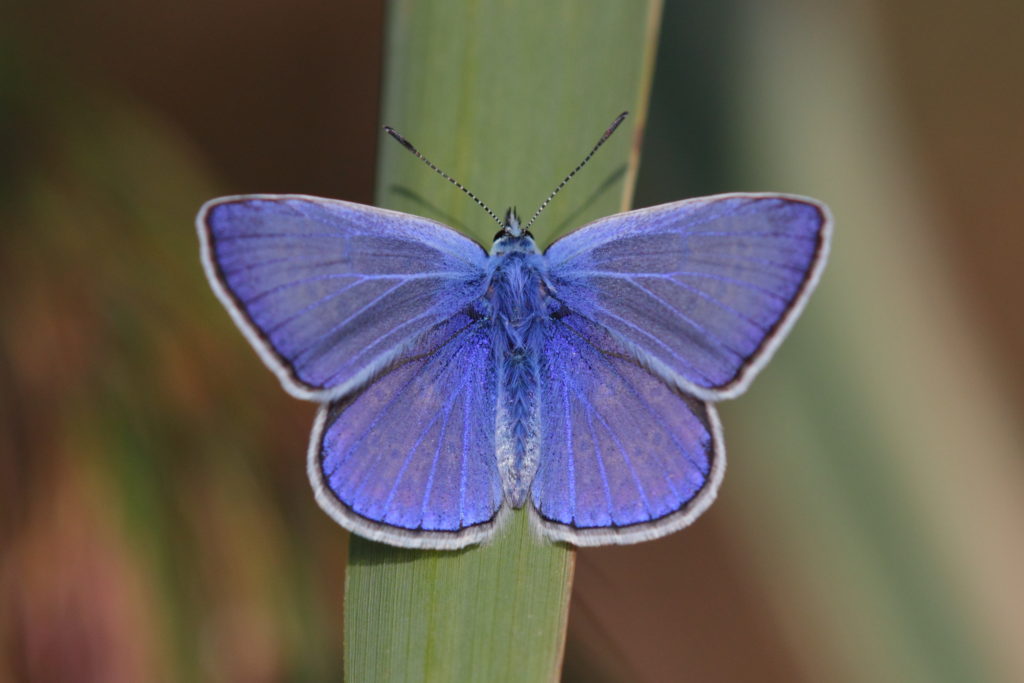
[496,350,540,506]
[487,240,549,506]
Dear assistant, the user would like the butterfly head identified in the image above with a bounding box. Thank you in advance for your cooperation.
[494,207,532,240]
[491,207,541,255]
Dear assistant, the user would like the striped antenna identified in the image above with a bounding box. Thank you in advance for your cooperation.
[384,126,504,229]
[523,111,629,233]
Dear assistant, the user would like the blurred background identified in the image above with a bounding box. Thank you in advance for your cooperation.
[2,0,1022,681]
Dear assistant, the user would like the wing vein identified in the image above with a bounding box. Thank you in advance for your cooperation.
[266,276,372,335]
[672,271,788,301]
[458,378,474,526]
[289,280,408,362]
[324,323,476,485]
[562,376,576,523]
[376,408,445,520]
[583,405,614,519]
[546,201,750,267]
[586,398,653,519]
[585,341,702,479]
[656,276,763,328]
[417,368,469,526]
[623,278,745,361]
[290,202,487,271]
[580,304,714,384]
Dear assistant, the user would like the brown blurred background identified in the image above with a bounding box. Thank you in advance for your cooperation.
[2,0,1022,681]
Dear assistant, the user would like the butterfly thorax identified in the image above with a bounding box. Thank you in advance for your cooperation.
[486,233,552,506]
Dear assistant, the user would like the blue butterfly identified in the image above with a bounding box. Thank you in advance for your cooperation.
[197,113,831,549]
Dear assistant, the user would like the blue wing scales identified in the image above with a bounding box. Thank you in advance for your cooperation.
[531,312,724,545]
[199,189,828,549]
[198,195,488,401]
[544,193,830,400]
[308,314,504,549]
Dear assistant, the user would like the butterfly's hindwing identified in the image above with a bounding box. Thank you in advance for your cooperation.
[530,311,724,546]
[308,313,504,550]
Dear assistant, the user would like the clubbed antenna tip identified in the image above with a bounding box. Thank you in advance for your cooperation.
[383,126,418,155]
[383,125,503,229]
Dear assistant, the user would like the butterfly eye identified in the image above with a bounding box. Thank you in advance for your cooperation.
[548,301,568,319]
[493,229,506,241]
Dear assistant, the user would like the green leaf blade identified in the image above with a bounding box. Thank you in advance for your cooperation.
[345,1,662,680]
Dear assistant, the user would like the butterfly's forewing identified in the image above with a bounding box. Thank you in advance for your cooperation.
[309,314,504,549]
[531,312,724,545]
[544,194,831,400]
[198,195,488,401]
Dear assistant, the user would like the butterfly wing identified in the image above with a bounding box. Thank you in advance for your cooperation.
[198,194,488,401]
[531,311,724,545]
[544,193,831,400]
[308,313,504,549]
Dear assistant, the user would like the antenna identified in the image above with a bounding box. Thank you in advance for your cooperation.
[384,126,504,229]
[522,111,629,233]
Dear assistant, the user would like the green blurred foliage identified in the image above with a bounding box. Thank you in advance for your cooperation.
[0,39,345,682]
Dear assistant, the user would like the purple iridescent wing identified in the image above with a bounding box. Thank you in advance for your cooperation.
[544,194,831,400]
[531,312,724,545]
[198,195,488,401]
[308,316,504,549]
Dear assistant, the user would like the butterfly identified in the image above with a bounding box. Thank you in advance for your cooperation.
[197,112,831,549]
